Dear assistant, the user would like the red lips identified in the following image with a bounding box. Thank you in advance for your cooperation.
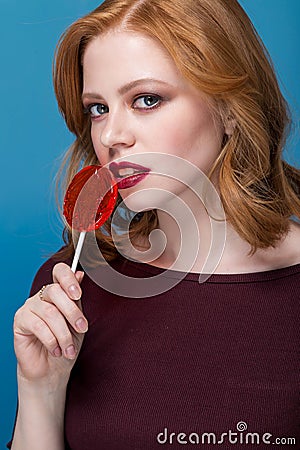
[109,161,151,189]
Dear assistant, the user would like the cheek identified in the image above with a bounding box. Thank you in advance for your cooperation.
[153,119,219,166]
[172,112,224,165]
[90,126,98,151]
[90,126,106,165]
[148,119,187,155]
[152,104,219,153]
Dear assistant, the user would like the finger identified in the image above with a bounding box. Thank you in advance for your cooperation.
[37,284,88,334]
[32,302,78,359]
[52,262,83,300]
[14,308,61,358]
[76,270,85,283]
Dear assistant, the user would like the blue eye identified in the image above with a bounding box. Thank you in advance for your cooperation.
[86,103,109,118]
[133,95,162,110]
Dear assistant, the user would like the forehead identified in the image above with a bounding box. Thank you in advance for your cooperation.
[82,30,184,89]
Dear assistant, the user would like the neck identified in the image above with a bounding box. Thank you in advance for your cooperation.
[150,212,298,275]
[150,185,227,273]
[129,182,297,275]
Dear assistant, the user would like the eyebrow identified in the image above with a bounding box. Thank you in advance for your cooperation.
[82,78,173,102]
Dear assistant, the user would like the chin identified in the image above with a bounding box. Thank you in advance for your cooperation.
[118,187,173,213]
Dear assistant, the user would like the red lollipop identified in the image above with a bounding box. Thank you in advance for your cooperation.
[63,165,118,272]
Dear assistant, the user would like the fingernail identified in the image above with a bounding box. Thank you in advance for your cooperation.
[52,347,62,357]
[77,271,85,282]
[75,318,88,333]
[68,284,81,300]
[65,345,76,359]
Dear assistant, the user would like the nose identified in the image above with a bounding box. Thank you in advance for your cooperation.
[100,109,136,151]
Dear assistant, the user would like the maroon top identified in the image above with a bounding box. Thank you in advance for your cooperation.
[9,252,300,449]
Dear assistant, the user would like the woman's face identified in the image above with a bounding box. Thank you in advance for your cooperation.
[82,31,225,211]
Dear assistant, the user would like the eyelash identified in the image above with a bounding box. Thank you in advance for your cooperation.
[83,103,108,118]
[83,94,163,119]
[132,94,163,110]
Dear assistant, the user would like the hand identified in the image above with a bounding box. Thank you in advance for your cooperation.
[13,263,88,384]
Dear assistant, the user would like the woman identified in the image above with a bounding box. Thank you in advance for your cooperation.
[9,0,300,448]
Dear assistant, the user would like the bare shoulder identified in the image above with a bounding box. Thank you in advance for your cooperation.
[250,220,300,272]
[275,220,300,267]
[289,219,300,236]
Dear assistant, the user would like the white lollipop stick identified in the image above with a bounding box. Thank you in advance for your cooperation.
[71,231,87,273]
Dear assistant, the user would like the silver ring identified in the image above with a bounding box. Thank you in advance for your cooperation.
[39,285,48,301]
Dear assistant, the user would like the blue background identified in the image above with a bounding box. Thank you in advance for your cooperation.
[1,0,299,446]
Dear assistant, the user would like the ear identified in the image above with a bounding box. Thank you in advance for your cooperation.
[224,114,236,136]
